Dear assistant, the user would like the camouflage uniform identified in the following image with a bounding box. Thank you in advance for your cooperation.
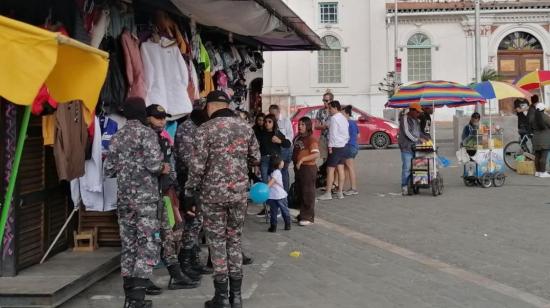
[155,131,180,267]
[104,120,163,279]
[175,118,203,251]
[185,109,260,281]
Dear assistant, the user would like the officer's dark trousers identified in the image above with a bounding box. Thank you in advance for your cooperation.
[118,202,160,279]
[202,200,247,281]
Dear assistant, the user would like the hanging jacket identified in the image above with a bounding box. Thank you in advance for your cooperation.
[99,35,128,114]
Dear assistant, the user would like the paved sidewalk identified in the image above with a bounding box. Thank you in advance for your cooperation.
[62,145,550,308]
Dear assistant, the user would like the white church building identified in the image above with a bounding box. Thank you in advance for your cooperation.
[261,0,550,121]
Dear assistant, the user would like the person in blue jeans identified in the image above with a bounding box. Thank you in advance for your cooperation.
[258,114,291,184]
[269,105,294,192]
[266,156,291,232]
[343,106,359,196]
[256,114,291,217]
[398,102,426,196]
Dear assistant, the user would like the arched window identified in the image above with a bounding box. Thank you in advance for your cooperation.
[318,35,342,83]
[407,33,432,82]
[498,32,542,50]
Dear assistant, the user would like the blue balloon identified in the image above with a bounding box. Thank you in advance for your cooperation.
[249,183,270,204]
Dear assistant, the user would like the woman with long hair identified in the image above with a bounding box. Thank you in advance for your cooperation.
[293,117,320,226]
[258,114,291,183]
[529,97,550,178]
[252,112,265,141]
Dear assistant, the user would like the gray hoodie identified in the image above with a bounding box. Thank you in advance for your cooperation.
[398,113,421,153]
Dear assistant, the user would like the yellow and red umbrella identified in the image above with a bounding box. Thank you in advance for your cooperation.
[472,81,533,100]
[515,70,550,91]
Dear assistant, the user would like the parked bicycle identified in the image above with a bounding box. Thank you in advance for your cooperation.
[503,134,534,171]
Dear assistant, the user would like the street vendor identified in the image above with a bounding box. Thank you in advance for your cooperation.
[514,98,531,138]
[461,112,481,146]
[398,102,427,196]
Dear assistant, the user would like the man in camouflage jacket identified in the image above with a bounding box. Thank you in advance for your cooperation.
[104,97,168,308]
[185,91,260,308]
[174,106,212,280]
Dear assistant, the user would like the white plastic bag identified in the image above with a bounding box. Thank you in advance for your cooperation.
[456,148,469,164]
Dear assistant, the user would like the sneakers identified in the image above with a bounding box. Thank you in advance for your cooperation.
[299,220,313,226]
[343,189,358,196]
[402,186,408,196]
[337,192,344,199]
[317,192,333,201]
[537,172,550,178]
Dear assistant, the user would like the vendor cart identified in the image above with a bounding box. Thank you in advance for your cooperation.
[462,125,506,188]
[409,145,443,196]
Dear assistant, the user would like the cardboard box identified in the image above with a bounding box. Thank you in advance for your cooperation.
[517,160,535,175]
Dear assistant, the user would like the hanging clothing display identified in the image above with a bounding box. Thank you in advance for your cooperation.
[90,9,110,48]
[155,11,189,55]
[109,3,136,37]
[99,35,128,113]
[99,115,119,158]
[141,37,192,117]
[54,101,88,181]
[71,116,118,212]
[187,59,200,101]
[42,115,56,146]
[31,85,58,116]
[121,29,146,99]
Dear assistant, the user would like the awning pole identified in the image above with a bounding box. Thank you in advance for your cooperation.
[0,105,31,250]
[40,206,79,264]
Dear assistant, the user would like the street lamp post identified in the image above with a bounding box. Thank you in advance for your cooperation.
[475,0,482,113]
[394,0,400,120]
[394,0,399,84]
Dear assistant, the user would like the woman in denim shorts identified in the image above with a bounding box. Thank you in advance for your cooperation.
[343,106,359,196]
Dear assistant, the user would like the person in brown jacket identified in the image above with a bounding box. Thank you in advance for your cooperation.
[292,117,320,226]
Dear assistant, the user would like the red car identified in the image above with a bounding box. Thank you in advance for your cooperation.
[291,106,399,149]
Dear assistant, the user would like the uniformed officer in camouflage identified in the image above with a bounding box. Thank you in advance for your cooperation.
[185,91,260,308]
[174,104,212,280]
[104,97,168,308]
[145,104,199,293]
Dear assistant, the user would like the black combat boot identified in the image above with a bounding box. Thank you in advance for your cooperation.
[192,245,214,274]
[267,224,276,233]
[241,252,253,265]
[167,264,200,289]
[124,278,152,308]
[123,276,132,305]
[144,279,162,296]
[178,249,202,282]
[229,277,243,308]
[204,278,231,308]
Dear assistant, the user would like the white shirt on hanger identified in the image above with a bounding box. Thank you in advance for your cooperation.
[141,37,192,118]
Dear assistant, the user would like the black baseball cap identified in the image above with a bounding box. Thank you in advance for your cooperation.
[146,104,171,118]
[206,90,231,104]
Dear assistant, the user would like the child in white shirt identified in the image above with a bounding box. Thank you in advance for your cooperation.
[267,156,291,232]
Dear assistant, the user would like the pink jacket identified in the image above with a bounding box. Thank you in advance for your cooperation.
[121,29,146,99]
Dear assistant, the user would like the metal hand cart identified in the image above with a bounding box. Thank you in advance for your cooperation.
[462,130,506,188]
[409,145,444,196]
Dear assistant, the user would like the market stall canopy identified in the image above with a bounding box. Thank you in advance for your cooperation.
[0,15,109,111]
[169,0,325,51]
[386,80,487,109]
